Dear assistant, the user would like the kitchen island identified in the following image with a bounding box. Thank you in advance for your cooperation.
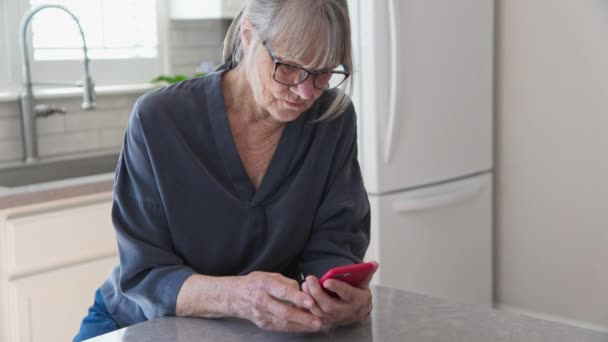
[88,285,608,342]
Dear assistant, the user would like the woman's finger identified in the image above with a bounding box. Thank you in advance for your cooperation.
[265,282,315,310]
[302,282,309,293]
[300,282,327,318]
[266,298,322,331]
[323,279,355,302]
[270,273,302,290]
[305,276,342,313]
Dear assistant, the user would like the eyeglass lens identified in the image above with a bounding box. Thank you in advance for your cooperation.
[274,64,347,89]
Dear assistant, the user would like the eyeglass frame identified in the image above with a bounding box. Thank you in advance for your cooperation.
[262,40,350,90]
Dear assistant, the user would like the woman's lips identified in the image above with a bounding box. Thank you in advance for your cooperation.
[285,100,305,108]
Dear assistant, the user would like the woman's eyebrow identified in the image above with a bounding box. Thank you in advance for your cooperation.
[275,53,304,67]
[276,54,333,72]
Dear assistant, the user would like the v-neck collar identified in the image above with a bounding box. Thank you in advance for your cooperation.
[205,69,306,207]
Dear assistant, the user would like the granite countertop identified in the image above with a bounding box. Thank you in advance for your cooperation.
[0,172,114,209]
[88,286,608,342]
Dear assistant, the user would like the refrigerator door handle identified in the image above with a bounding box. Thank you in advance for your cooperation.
[384,0,398,164]
[391,178,483,213]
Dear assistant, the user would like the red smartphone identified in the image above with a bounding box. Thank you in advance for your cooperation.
[319,262,376,295]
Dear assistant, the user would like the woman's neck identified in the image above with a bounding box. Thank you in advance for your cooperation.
[222,67,285,136]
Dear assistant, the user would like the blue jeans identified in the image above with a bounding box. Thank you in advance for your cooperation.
[73,288,120,342]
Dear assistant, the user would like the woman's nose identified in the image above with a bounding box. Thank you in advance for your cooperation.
[291,77,316,99]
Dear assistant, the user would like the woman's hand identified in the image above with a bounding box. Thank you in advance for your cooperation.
[302,261,378,327]
[229,271,323,332]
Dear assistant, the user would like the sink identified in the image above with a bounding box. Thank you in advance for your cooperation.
[0,152,119,188]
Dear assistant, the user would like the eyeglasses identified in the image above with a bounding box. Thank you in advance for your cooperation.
[262,40,350,90]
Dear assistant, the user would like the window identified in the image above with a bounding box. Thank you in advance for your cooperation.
[29,0,158,61]
[5,0,168,88]
[0,0,17,94]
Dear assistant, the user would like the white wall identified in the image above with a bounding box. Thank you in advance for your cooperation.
[496,0,608,331]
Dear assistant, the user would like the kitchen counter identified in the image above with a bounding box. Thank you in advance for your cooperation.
[0,172,114,209]
[88,286,608,342]
[0,151,118,209]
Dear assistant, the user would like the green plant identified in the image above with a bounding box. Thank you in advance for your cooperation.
[151,72,206,85]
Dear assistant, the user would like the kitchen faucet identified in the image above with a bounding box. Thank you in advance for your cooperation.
[19,4,96,163]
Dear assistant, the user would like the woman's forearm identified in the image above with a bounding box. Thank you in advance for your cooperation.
[175,274,239,318]
[176,271,323,332]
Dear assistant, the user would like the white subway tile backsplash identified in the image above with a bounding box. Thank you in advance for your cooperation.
[37,115,66,134]
[42,98,89,113]
[0,102,20,118]
[171,50,198,67]
[169,18,230,76]
[0,139,23,163]
[65,111,128,132]
[170,31,187,47]
[43,95,138,112]
[38,131,101,157]
[172,47,222,66]
[171,19,230,32]
[183,31,224,47]
[100,128,126,149]
[0,93,141,161]
[0,118,21,139]
[96,94,141,111]
[172,65,200,77]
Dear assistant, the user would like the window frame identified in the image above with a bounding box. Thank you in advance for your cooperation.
[0,0,169,94]
[0,0,22,94]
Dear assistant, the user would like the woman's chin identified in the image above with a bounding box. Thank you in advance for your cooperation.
[270,108,304,123]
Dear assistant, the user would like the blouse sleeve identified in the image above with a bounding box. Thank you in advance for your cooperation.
[298,104,371,279]
[111,95,195,320]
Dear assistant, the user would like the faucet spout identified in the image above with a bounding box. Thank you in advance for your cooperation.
[19,4,96,163]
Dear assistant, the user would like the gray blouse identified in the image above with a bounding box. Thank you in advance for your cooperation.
[100,67,370,327]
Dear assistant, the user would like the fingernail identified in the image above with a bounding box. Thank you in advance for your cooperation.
[304,299,313,308]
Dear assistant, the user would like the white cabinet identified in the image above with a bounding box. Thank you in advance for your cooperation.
[368,174,493,306]
[8,257,118,342]
[170,0,246,20]
[0,193,117,342]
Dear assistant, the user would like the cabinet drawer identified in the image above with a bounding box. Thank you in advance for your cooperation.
[4,195,117,279]
[370,174,493,306]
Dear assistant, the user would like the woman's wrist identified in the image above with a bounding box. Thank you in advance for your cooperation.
[176,274,239,318]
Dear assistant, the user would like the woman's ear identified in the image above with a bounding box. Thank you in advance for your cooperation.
[240,18,256,52]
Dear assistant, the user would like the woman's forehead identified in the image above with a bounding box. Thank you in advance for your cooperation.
[267,38,340,70]
[257,2,348,70]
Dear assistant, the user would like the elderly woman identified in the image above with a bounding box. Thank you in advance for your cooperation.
[73,0,376,340]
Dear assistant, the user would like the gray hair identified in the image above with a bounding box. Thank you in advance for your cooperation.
[222,0,353,121]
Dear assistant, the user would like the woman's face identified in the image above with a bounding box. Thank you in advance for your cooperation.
[253,43,325,123]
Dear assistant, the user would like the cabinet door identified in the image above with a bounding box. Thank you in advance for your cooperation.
[5,199,116,279]
[8,257,118,342]
[369,173,493,306]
